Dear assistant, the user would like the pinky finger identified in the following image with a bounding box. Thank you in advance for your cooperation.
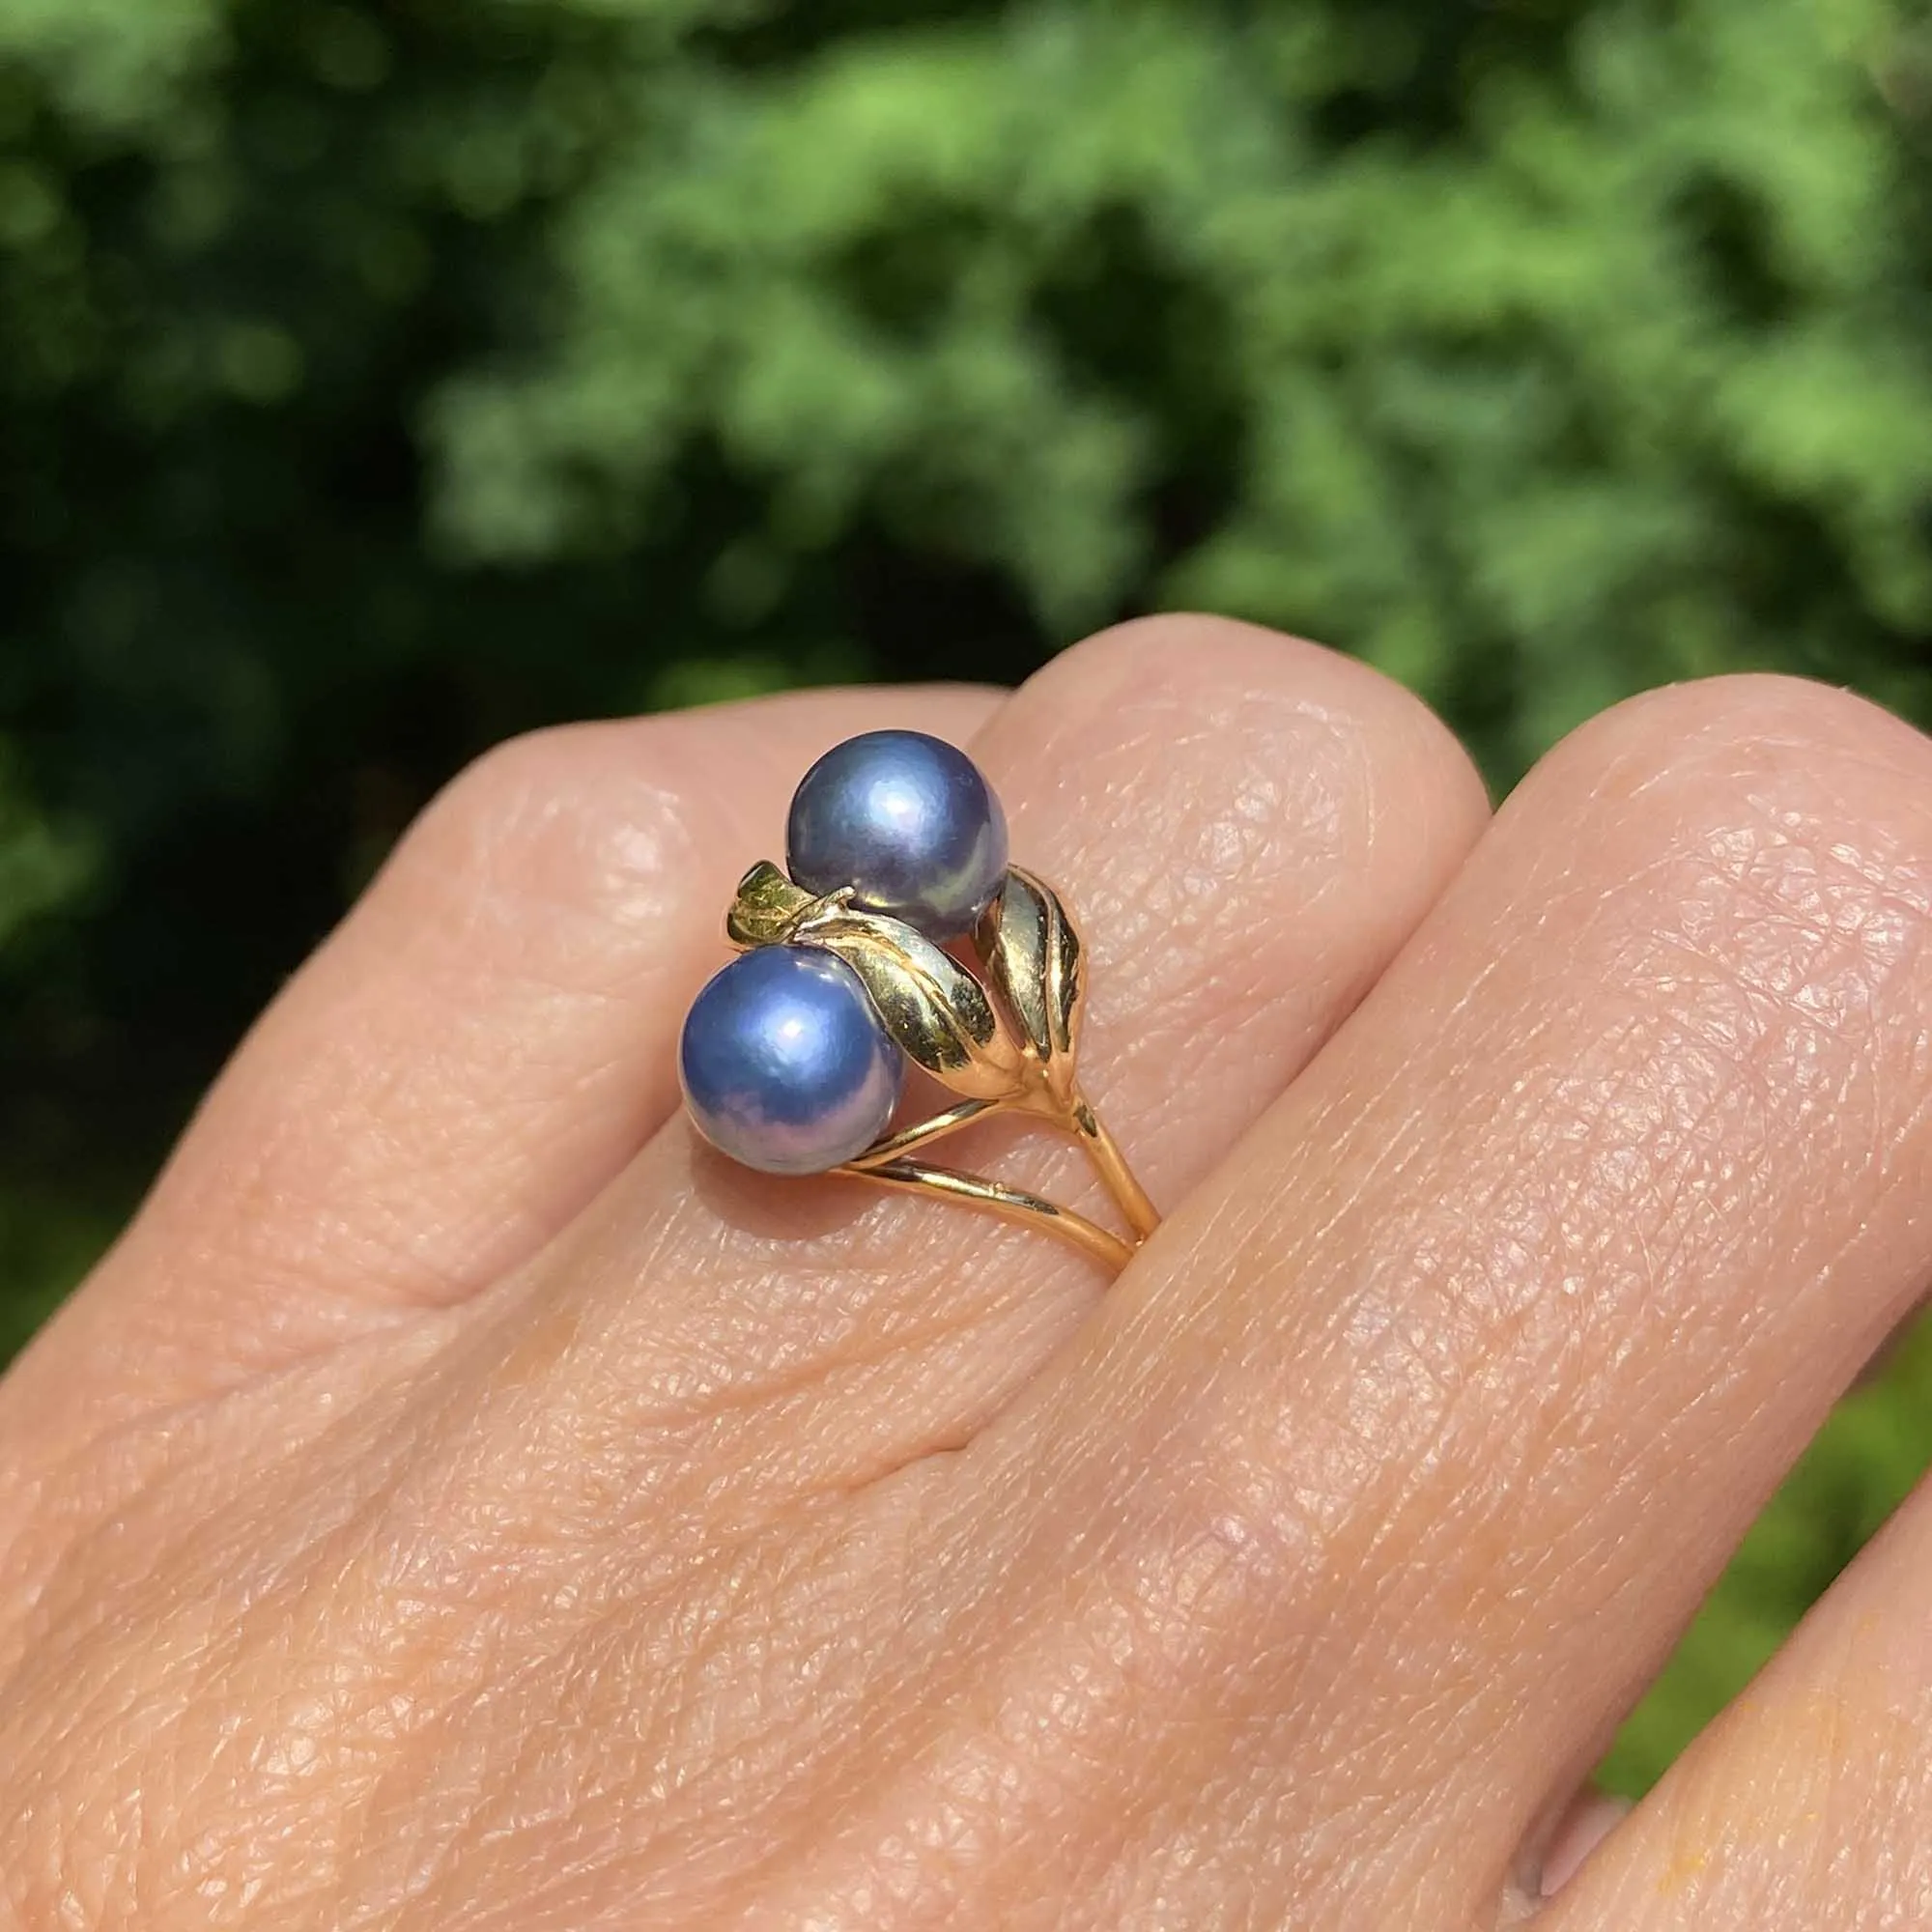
[1544,1447,1932,1928]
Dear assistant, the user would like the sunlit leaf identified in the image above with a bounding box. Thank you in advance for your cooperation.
[976,867,1084,1109]
[789,896,1027,1102]
[725,860,813,949]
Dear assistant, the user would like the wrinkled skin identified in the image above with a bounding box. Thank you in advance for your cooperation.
[6,618,1932,1930]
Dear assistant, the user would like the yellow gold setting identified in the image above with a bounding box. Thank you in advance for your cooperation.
[724,860,1158,1271]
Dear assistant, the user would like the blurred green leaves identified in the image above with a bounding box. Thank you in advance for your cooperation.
[0,0,218,136]
[0,744,93,952]
[4,0,1932,1804]
[433,0,1932,764]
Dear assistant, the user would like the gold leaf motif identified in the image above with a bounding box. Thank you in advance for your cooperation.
[725,861,813,949]
[788,897,1028,1102]
[975,866,1085,1109]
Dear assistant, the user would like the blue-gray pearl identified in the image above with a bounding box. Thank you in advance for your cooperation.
[786,729,1009,940]
[679,945,903,1175]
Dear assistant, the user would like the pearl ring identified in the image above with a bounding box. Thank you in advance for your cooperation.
[678,730,1159,1272]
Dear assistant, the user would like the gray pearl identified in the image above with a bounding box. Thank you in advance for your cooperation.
[679,945,903,1175]
[786,729,1009,939]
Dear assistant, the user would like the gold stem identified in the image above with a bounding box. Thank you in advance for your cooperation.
[1065,1094,1161,1241]
[838,1157,1133,1273]
[841,1098,1004,1171]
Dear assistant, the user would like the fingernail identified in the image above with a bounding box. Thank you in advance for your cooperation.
[1539,1790,1632,1897]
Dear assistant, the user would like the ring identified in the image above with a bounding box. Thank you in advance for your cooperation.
[678,729,1159,1272]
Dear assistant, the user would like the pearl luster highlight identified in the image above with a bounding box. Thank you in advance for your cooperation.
[679,945,903,1175]
[786,729,1009,940]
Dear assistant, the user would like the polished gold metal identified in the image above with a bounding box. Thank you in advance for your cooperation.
[724,861,1158,1271]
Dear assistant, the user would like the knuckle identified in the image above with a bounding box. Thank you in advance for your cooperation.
[1021,615,1488,923]
[1054,612,1481,785]
[405,725,583,881]
[1560,671,1932,850]
[390,721,703,929]
[1541,673,1932,1028]
[431,722,582,831]
[1477,669,1932,1364]
[413,722,614,859]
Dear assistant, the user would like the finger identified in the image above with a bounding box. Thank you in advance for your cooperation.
[418,615,1488,1543]
[5,684,999,1435]
[171,615,1489,1918]
[886,675,1932,1929]
[1543,1432,1932,1926]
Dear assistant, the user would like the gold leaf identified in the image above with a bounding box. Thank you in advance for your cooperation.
[975,866,1085,1108]
[725,861,813,949]
[788,898,1027,1102]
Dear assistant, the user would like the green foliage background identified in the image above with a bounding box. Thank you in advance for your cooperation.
[6,0,1932,1800]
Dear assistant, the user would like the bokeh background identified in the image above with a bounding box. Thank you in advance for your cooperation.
[6,0,1932,1799]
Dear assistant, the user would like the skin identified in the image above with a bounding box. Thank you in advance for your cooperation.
[2,616,1930,1928]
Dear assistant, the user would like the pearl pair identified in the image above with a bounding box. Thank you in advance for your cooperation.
[678,730,1156,1271]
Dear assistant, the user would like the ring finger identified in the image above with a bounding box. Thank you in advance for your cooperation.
[435,613,1490,1525]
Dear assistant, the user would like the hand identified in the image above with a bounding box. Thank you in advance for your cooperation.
[4,618,1929,1930]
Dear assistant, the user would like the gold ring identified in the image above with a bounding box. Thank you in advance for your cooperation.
[678,729,1158,1272]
